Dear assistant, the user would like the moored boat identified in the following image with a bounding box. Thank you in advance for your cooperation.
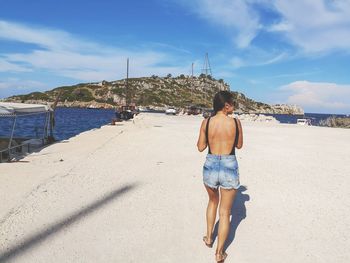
[0,102,53,162]
[297,118,312,126]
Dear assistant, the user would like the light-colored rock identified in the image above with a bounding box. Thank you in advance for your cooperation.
[4,76,303,114]
[236,113,280,123]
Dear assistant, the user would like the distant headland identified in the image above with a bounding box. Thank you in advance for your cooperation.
[3,75,304,115]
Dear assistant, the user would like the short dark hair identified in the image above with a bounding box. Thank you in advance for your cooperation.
[213,91,233,114]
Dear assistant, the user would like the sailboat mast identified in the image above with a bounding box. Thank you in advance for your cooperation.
[126,58,129,105]
[191,62,194,102]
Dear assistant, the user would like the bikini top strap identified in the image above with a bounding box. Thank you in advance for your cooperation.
[233,118,239,147]
[205,117,211,153]
[229,117,239,155]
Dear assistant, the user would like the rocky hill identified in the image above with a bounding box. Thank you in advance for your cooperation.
[4,75,304,114]
[319,116,350,128]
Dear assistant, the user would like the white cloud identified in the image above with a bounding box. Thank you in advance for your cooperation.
[259,70,321,80]
[0,20,100,52]
[280,80,350,113]
[230,57,245,68]
[0,79,47,90]
[260,52,287,65]
[177,0,261,48]
[0,59,31,72]
[0,78,49,99]
[269,0,350,53]
[178,0,350,54]
[5,49,169,81]
[0,20,190,84]
[229,51,288,69]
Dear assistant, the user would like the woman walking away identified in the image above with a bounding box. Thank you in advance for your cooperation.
[197,91,243,262]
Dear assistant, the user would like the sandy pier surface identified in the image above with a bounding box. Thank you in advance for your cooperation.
[1,113,350,263]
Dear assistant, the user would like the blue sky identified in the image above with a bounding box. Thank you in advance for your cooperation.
[1,0,350,114]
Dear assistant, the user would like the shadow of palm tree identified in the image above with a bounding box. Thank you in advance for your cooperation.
[212,185,250,251]
[0,183,138,263]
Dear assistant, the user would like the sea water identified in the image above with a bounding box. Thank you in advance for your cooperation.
[0,108,347,141]
[0,107,115,141]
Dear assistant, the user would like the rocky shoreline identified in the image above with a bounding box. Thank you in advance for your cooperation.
[3,76,304,115]
[319,116,350,128]
[236,113,280,123]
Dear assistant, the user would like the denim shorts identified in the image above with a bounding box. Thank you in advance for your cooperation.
[202,154,240,190]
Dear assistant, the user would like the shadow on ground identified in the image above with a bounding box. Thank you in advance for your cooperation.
[0,183,138,263]
[212,185,250,251]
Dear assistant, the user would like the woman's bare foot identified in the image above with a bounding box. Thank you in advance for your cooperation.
[203,236,213,247]
[215,251,227,262]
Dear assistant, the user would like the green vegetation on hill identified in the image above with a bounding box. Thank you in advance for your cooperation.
[9,75,226,107]
[17,92,50,102]
[61,88,94,102]
[5,75,303,114]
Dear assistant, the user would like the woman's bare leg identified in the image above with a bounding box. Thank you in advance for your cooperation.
[216,188,237,255]
[204,185,219,241]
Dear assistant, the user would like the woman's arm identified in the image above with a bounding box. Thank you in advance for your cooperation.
[197,119,208,152]
[236,118,243,149]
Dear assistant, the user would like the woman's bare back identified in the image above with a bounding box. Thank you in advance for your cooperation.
[206,115,241,155]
